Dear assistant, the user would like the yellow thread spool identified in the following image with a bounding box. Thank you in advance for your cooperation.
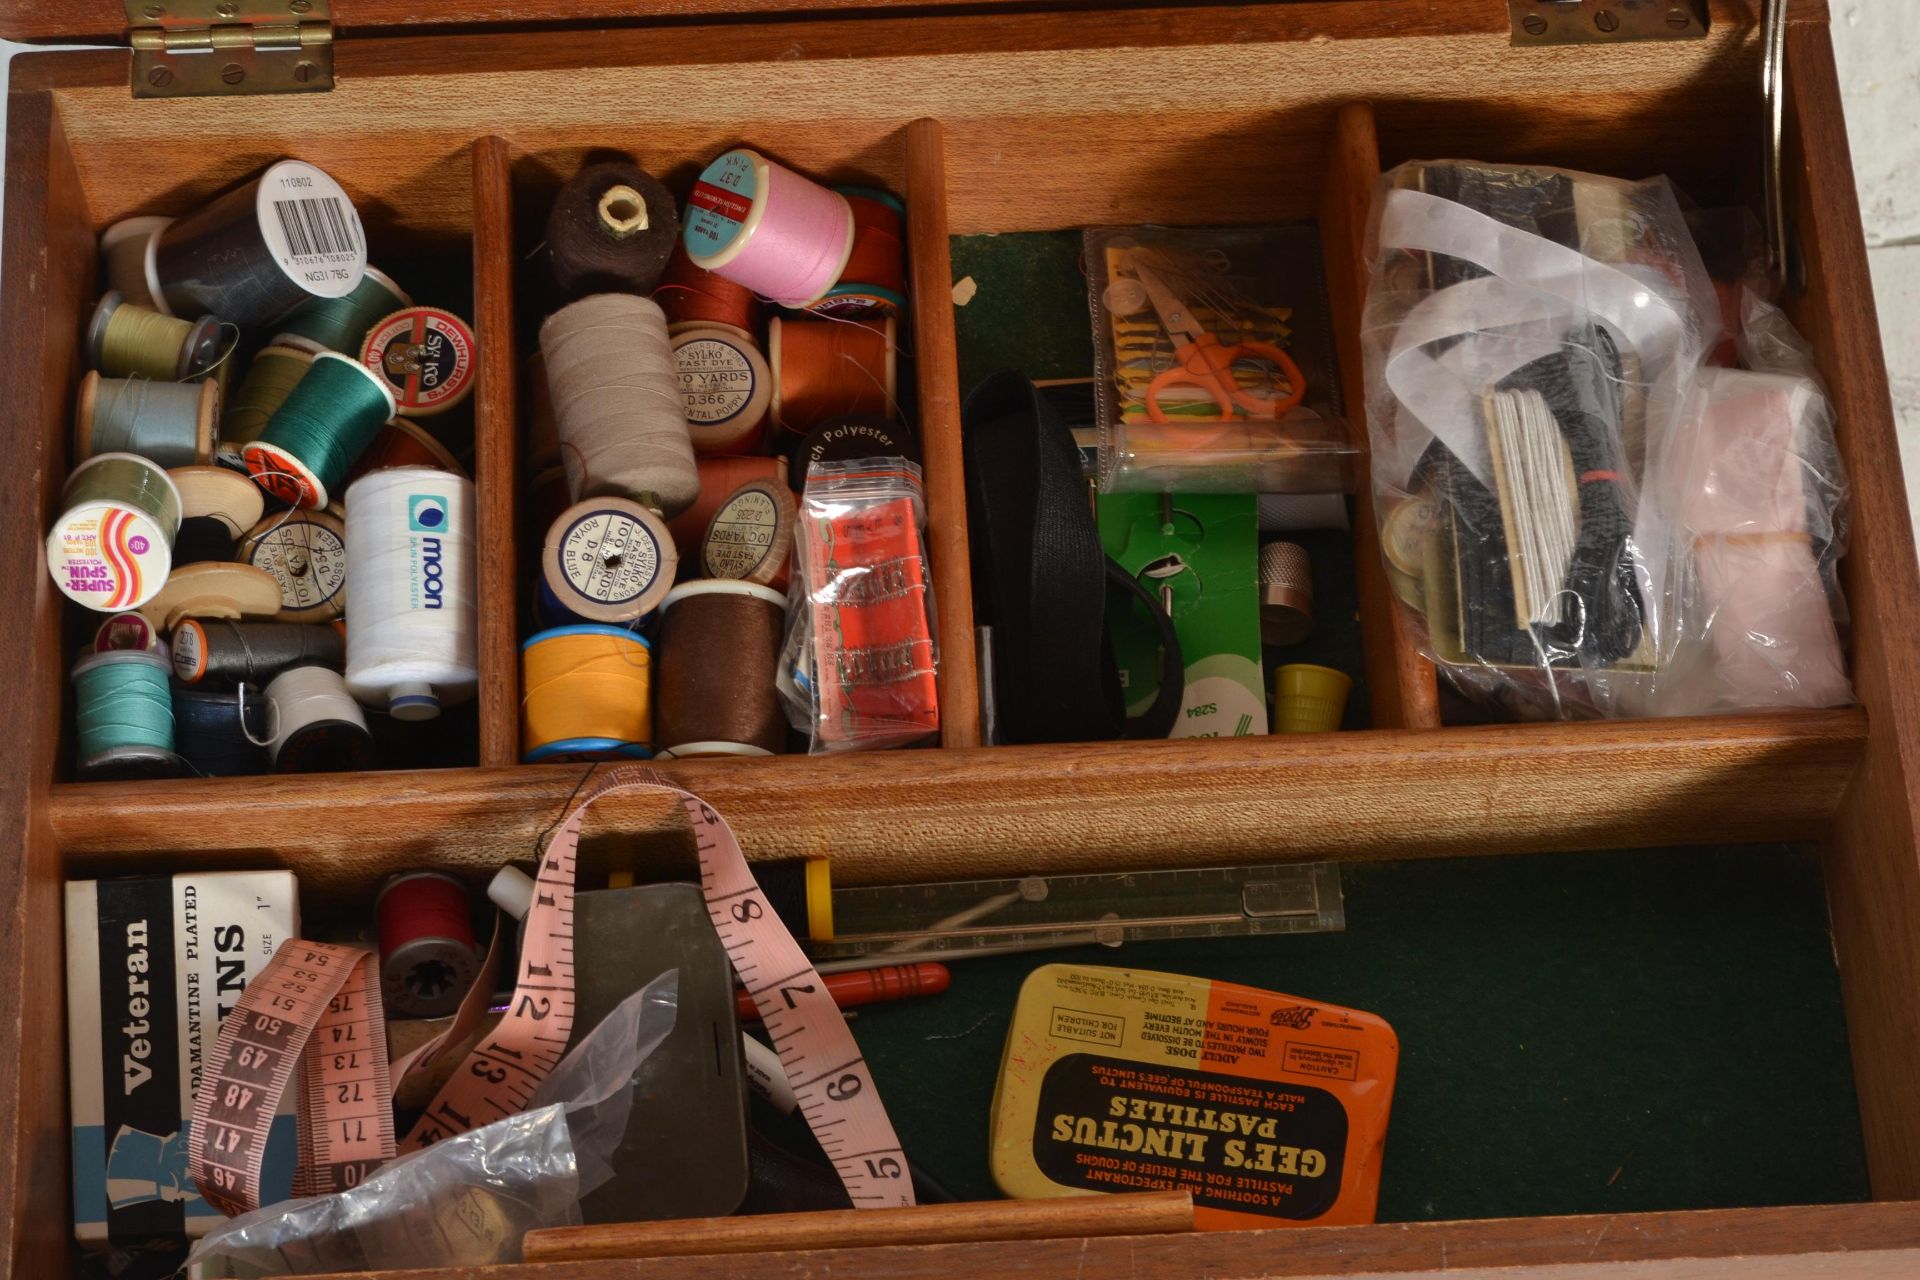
[88,291,222,381]
[520,625,653,762]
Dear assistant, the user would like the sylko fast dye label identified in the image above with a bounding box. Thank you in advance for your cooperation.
[991,964,1398,1228]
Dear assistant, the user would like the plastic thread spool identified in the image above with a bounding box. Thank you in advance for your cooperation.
[245,350,398,509]
[375,871,482,1019]
[265,664,374,773]
[768,315,897,435]
[807,187,907,317]
[75,372,218,470]
[172,618,345,686]
[1259,541,1314,646]
[653,241,757,341]
[653,580,787,758]
[349,418,465,481]
[520,625,653,762]
[88,290,223,381]
[540,293,699,515]
[1271,663,1352,735]
[344,467,479,720]
[151,158,367,326]
[71,649,182,779]
[539,496,677,626]
[240,507,349,622]
[701,478,795,590]
[546,160,682,301]
[138,562,284,632]
[683,148,855,308]
[672,328,771,455]
[46,452,182,613]
[359,306,478,418]
[93,612,167,655]
[100,216,171,308]
[171,684,270,777]
[278,265,411,354]
[221,344,315,447]
[787,413,918,493]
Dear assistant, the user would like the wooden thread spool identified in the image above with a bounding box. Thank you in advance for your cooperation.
[768,315,897,435]
[222,344,315,447]
[99,216,170,309]
[701,478,795,590]
[75,372,218,469]
[672,327,771,455]
[654,242,757,342]
[520,624,654,763]
[350,418,465,481]
[359,306,478,419]
[806,187,907,318]
[546,161,682,301]
[540,496,678,626]
[168,465,265,565]
[137,562,284,632]
[654,580,788,758]
[88,290,223,381]
[240,507,349,622]
[669,454,787,553]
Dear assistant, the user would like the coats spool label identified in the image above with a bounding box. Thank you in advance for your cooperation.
[675,336,758,424]
[558,508,664,606]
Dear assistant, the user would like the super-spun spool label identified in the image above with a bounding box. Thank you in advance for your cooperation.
[675,337,757,424]
[558,509,663,606]
[48,505,171,612]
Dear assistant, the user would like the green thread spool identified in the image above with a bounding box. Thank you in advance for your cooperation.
[244,351,398,509]
[71,649,180,779]
[222,344,315,446]
[277,266,411,355]
[87,290,222,381]
[76,371,217,468]
[47,452,183,612]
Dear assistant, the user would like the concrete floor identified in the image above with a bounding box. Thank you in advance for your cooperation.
[0,7,1912,517]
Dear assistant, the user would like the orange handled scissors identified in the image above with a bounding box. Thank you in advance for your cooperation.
[1134,262,1306,424]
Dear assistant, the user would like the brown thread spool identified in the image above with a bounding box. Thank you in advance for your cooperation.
[546,160,681,301]
[667,454,787,554]
[806,188,906,318]
[654,242,757,341]
[653,580,788,757]
[768,315,897,435]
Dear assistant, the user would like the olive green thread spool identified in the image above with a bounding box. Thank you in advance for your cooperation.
[244,350,397,509]
[278,266,412,355]
[46,452,183,613]
[75,371,217,469]
[88,290,222,382]
[222,344,316,447]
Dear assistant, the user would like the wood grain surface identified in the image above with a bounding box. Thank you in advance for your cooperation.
[523,1192,1193,1261]
[472,136,520,767]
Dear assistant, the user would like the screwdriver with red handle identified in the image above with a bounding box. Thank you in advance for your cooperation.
[736,961,950,1022]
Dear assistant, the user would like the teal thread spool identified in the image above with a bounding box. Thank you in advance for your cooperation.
[75,370,217,468]
[244,350,398,509]
[71,649,182,779]
[276,266,411,355]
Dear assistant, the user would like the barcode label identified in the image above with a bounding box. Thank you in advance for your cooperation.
[272,197,358,260]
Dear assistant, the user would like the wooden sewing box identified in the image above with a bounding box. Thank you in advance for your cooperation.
[4,0,1918,1274]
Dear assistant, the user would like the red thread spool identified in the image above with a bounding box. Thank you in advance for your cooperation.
[807,188,906,318]
[768,315,897,435]
[375,871,481,1019]
[668,453,787,553]
[654,243,758,343]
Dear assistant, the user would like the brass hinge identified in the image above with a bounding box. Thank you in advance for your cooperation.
[126,0,333,98]
[1508,1,1708,46]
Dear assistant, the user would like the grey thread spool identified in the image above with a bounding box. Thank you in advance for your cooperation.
[171,618,346,686]
[75,372,218,469]
[540,293,699,517]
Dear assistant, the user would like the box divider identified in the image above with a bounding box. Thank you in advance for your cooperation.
[472,135,522,767]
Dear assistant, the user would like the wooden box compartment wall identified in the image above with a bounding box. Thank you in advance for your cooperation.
[6,1,1920,1273]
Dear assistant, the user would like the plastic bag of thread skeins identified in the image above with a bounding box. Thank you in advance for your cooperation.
[779,458,940,752]
[1087,224,1355,494]
[1360,158,1853,720]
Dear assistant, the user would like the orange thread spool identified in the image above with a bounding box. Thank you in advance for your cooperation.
[667,454,788,553]
[807,188,906,318]
[654,243,758,342]
[769,315,897,436]
[349,418,464,481]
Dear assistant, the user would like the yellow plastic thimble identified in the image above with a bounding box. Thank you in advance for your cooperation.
[1272,663,1353,734]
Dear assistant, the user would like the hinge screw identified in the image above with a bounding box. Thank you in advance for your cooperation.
[216,1,237,15]
[1522,13,1547,35]
[146,65,173,87]
[221,62,245,84]
[290,0,313,12]
[1594,10,1620,32]
[1668,7,1693,28]
[293,60,318,82]
[142,4,163,17]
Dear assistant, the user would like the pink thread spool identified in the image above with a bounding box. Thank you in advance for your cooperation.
[683,149,854,309]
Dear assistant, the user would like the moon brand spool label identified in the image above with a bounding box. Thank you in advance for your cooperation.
[675,336,758,424]
[557,507,664,607]
[361,308,476,417]
[244,514,347,619]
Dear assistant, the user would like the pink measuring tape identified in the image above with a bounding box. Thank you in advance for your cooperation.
[189,768,912,1214]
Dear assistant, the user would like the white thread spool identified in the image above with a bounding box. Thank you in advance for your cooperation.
[344,466,478,720]
[264,664,373,772]
[539,293,699,516]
